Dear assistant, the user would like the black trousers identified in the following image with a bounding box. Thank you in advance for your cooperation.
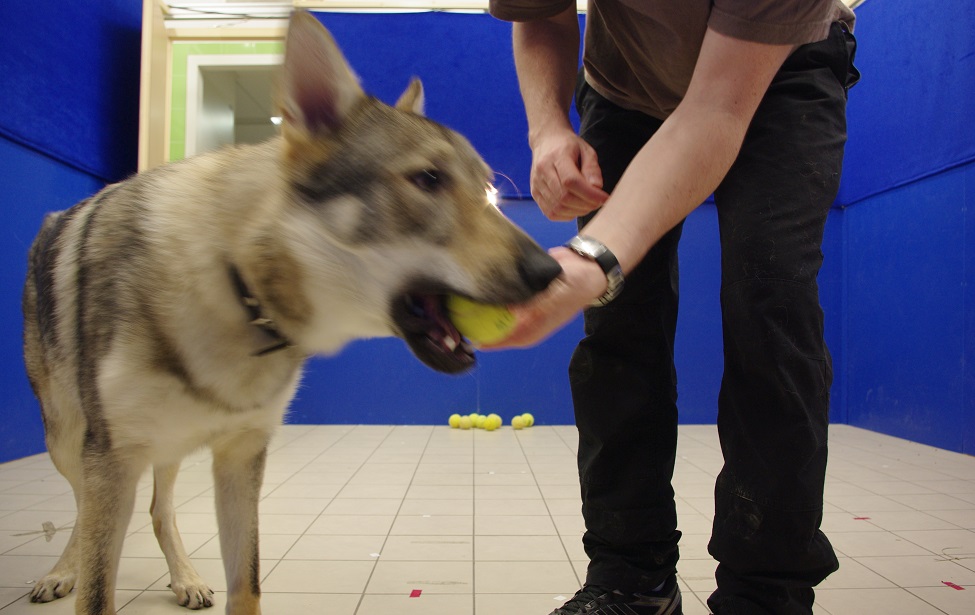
[570,23,859,615]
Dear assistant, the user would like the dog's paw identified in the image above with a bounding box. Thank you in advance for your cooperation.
[170,579,215,610]
[29,572,76,603]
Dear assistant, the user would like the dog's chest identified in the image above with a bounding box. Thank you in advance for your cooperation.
[97,349,302,463]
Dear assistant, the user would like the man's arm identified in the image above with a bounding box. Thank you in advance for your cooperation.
[513,6,609,220]
[493,27,795,348]
[580,28,794,274]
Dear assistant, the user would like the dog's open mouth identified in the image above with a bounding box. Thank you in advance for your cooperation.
[393,292,476,374]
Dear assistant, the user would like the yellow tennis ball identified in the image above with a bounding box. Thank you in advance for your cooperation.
[487,413,502,427]
[458,416,472,430]
[448,413,461,428]
[512,416,526,430]
[484,417,499,431]
[474,414,487,429]
[521,413,534,427]
[446,295,515,345]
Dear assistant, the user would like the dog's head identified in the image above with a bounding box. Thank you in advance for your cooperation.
[266,12,561,373]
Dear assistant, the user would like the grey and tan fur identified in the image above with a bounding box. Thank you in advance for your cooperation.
[22,11,559,615]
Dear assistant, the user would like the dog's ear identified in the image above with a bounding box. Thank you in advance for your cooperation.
[395,78,425,116]
[278,10,363,134]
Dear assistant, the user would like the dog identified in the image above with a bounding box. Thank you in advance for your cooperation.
[21,11,560,615]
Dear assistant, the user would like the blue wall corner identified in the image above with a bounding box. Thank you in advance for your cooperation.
[966,167,975,456]
[839,0,975,207]
[0,0,142,184]
[0,137,107,463]
[844,163,974,453]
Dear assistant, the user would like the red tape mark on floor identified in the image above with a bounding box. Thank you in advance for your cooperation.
[942,581,965,590]
[410,589,422,597]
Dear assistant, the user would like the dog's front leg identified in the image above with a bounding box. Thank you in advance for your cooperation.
[74,450,143,615]
[212,430,269,615]
[152,463,214,609]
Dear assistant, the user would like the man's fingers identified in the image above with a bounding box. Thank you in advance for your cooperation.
[578,142,605,189]
[551,195,604,220]
[554,157,609,205]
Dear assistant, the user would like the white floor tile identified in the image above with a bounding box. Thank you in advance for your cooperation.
[2,424,974,614]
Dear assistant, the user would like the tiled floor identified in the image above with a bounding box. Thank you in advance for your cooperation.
[1,424,973,614]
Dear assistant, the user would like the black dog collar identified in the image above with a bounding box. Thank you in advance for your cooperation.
[229,266,294,356]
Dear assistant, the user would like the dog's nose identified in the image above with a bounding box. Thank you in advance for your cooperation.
[518,244,563,293]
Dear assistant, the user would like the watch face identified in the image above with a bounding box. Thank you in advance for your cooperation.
[578,236,604,256]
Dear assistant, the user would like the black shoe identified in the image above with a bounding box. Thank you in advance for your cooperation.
[549,575,682,614]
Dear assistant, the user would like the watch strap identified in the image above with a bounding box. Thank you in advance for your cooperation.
[564,234,625,307]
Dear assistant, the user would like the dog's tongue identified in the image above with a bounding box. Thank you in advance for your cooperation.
[418,295,465,353]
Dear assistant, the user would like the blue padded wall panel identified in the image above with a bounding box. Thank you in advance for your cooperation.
[838,0,975,206]
[0,0,142,183]
[0,136,106,464]
[968,165,975,456]
[845,163,974,453]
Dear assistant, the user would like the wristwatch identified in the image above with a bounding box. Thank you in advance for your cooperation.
[564,234,625,307]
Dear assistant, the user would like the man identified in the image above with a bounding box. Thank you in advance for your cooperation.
[486,1,859,614]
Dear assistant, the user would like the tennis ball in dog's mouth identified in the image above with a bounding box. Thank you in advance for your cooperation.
[446,295,515,345]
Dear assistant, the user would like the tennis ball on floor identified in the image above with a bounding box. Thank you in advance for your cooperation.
[520,413,535,427]
[448,413,461,428]
[511,415,526,430]
[458,416,473,430]
[474,414,487,429]
[484,417,499,431]
[446,295,515,345]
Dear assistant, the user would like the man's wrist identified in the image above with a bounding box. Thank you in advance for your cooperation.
[527,117,575,149]
[563,235,625,306]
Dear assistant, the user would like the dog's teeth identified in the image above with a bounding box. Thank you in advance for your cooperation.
[444,336,458,352]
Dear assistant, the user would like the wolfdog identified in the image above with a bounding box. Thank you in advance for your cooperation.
[22,11,559,615]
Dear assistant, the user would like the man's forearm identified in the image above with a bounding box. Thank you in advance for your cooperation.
[580,28,793,277]
[580,103,750,275]
[512,8,581,145]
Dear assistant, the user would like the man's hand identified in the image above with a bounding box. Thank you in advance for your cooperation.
[480,246,607,349]
[512,7,608,222]
[529,126,609,221]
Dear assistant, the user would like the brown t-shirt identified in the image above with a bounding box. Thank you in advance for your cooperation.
[490,0,856,119]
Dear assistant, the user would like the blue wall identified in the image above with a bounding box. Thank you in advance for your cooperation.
[1,1,972,463]
[0,0,142,462]
[836,0,975,454]
[842,165,974,453]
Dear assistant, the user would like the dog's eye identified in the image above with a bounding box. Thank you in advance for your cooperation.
[411,169,444,193]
